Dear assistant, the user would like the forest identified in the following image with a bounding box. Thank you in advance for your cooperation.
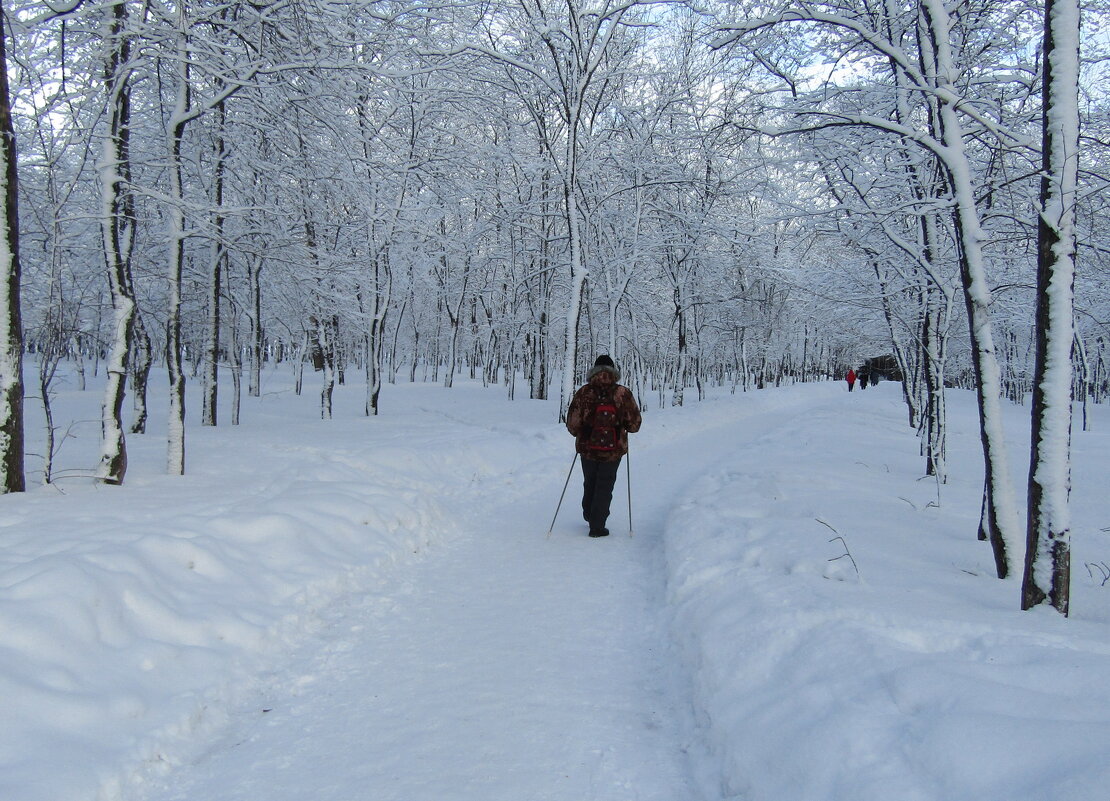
[0,0,1107,612]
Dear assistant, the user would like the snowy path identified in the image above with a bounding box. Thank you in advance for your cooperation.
[138,496,694,800]
[132,391,813,801]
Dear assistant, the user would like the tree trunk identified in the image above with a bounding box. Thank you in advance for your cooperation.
[388,293,408,385]
[315,316,335,419]
[165,43,189,476]
[1022,0,1079,615]
[559,143,587,420]
[129,312,152,434]
[1074,333,1089,432]
[922,293,948,482]
[672,283,687,407]
[227,269,242,427]
[294,330,307,396]
[372,263,390,414]
[95,0,137,485]
[361,252,390,417]
[248,253,263,397]
[921,0,1020,577]
[0,4,24,493]
[202,99,227,427]
[530,185,553,401]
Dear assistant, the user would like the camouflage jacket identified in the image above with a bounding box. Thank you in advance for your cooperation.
[566,378,642,462]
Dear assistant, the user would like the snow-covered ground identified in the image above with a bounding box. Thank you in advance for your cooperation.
[2,367,1109,801]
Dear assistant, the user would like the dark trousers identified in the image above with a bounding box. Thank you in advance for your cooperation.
[581,457,621,534]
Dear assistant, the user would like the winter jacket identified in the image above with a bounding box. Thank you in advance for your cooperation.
[566,375,642,462]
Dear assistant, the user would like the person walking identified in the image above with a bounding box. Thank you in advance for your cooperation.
[566,355,642,538]
[846,368,857,392]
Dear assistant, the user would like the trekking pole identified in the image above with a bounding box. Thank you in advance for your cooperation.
[546,452,579,537]
[626,446,634,537]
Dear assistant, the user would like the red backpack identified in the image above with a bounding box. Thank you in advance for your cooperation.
[586,392,620,452]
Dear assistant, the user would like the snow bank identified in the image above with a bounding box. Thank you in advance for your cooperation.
[1,372,562,801]
[664,385,1110,801]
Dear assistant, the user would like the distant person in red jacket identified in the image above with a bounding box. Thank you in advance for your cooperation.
[846,368,857,392]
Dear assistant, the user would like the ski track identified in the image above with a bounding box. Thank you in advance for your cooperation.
[135,393,822,801]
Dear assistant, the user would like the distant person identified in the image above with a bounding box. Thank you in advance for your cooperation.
[859,370,869,389]
[846,368,857,392]
[566,355,642,538]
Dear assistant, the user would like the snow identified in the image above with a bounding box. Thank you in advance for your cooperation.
[3,367,1110,801]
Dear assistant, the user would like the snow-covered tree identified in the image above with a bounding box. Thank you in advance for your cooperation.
[711,0,1042,577]
[1021,0,1081,615]
[95,0,139,485]
[0,0,25,493]
[466,0,658,418]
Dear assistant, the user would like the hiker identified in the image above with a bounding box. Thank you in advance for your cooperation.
[566,355,642,538]
[846,368,857,392]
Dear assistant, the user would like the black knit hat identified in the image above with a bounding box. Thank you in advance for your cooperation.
[588,354,620,381]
